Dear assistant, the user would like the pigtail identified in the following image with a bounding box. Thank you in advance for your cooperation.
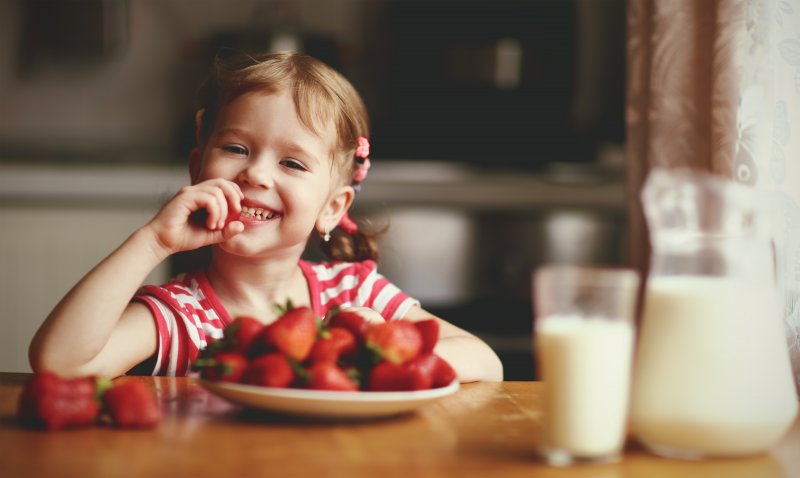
[320,218,384,263]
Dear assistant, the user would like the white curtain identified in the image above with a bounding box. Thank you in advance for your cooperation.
[626,0,800,392]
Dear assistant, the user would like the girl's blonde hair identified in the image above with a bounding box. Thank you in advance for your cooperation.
[197,51,379,262]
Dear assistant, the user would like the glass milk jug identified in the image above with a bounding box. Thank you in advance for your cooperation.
[630,168,798,459]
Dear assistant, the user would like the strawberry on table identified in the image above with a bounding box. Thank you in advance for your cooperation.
[306,362,359,391]
[103,378,161,428]
[17,372,101,430]
[365,320,422,365]
[263,306,318,361]
[242,353,296,388]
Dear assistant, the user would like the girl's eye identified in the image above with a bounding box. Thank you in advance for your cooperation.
[281,158,307,171]
[222,145,248,156]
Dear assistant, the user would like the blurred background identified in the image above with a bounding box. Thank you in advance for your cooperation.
[0,0,628,379]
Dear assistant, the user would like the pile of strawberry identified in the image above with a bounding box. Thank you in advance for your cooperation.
[18,372,161,431]
[193,305,457,391]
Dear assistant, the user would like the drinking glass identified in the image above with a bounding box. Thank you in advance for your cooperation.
[533,264,640,466]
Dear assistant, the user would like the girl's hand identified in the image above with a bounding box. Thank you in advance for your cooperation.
[145,179,245,256]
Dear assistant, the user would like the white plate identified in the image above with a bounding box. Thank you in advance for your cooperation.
[198,379,460,420]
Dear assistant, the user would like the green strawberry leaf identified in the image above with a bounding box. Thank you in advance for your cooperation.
[94,377,112,402]
[366,342,384,364]
[272,299,296,317]
[288,357,311,384]
[191,358,217,370]
[344,367,362,388]
[316,319,331,339]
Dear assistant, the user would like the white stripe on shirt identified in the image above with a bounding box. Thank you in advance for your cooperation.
[320,274,359,304]
[373,282,402,314]
[356,269,380,306]
[312,262,354,281]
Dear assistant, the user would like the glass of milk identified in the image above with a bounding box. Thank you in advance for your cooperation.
[533,265,640,466]
[631,168,798,459]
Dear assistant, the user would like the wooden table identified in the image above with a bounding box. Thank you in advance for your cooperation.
[1,373,798,478]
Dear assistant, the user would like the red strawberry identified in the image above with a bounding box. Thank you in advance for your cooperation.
[413,319,439,354]
[327,310,368,342]
[18,372,100,430]
[103,378,161,428]
[405,354,440,390]
[242,353,296,388]
[247,326,276,358]
[307,327,357,365]
[197,352,248,383]
[432,355,457,388]
[225,316,264,354]
[367,362,416,391]
[306,362,358,391]
[365,320,422,364]
[264,306,318,361]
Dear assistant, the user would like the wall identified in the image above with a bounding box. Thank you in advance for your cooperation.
[0,0,365,160]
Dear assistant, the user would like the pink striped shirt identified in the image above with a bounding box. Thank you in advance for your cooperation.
[133,260,419,376]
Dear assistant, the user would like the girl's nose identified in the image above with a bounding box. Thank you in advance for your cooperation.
[236,159,275,189]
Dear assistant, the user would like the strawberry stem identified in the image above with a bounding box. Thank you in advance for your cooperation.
[288,357,310,384]
[94,377,112,401]
[272,299,295,317]
[191,358,217,370]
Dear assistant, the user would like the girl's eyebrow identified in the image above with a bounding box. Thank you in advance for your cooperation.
[213,127,247,139]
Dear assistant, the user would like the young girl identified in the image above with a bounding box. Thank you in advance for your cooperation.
[29,51,503,382]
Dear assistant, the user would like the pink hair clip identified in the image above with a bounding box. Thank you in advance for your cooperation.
[336,136,371,235]
[355,136,370,159]
[351,136,371,189]
[338,212,359,235]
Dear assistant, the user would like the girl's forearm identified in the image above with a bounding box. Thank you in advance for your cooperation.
[29,226,170,376]
[434,335,504,383]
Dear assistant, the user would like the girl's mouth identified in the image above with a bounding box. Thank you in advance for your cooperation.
[239,206,280,221]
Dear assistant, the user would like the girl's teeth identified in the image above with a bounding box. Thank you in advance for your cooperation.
[240,207,277,220]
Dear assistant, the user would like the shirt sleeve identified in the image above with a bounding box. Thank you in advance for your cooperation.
[133,280,224,376]
[355,261,420,320]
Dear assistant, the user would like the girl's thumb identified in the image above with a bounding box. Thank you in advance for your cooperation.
[220,221,245,241]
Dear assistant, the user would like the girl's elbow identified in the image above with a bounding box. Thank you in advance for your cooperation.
[477,346,504,382]
[28,342,97,378]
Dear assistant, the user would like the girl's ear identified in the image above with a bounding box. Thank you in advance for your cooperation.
[188,148,202,185]
[317,185,355,233]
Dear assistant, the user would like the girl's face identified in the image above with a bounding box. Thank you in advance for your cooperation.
[191,90,353,258]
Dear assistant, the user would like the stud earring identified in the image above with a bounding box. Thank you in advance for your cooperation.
[323,227,331,242]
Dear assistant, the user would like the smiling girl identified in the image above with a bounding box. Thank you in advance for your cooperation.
[29,52,503,382]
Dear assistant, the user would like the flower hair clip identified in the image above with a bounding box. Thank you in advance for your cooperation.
[355,136,370,159]
[352,136,371,190]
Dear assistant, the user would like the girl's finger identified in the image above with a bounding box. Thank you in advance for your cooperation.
[195,191,220,230]
[218,180,243,220]
[212,187,228,230]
